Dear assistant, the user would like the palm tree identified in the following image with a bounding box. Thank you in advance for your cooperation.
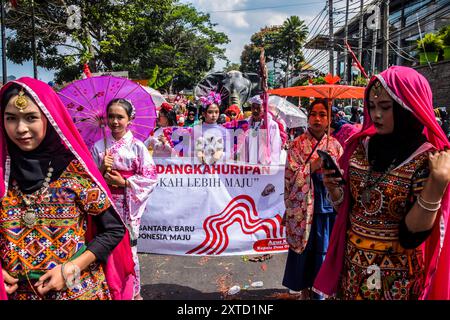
[278,16,308,86]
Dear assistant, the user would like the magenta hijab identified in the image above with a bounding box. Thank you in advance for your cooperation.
[313,66,450,299]
[0,77,135,300]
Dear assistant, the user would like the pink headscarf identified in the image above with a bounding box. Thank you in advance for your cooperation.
[0,269,5,299]
[313,66,450,299]
[0,77,135,300]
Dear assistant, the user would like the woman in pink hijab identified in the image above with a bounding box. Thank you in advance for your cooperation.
[0,78,134,300]
[314,66,450,300]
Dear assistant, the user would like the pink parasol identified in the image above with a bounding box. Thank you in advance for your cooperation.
[58,75,157,149]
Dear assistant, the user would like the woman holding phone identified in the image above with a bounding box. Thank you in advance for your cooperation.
[314,66,450,300]
[282,99,343,299]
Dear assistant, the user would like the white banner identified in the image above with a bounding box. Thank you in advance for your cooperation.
[138,158,288,255]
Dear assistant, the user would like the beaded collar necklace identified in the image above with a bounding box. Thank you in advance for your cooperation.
[361,159,396,207]
[14,161,54,228]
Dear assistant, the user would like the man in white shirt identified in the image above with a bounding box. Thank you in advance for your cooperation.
[245,95,282,165]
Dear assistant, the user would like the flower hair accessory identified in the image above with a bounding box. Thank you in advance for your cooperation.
[124,99,136,119]
[199,91,221,108]
[160,102,174,112]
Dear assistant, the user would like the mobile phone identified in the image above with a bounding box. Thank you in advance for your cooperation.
[316,150,345,184]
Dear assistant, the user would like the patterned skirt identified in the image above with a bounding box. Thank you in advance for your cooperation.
[339,230,425,300]
[9,263,111,300]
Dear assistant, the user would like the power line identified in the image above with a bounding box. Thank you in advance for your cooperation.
[388,42,415,62]
[208,1,324,13]
[306,5,326,38]
[306,5,326,30]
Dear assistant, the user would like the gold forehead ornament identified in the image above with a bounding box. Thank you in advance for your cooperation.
[372,81,382,99]
[14,89,29,112]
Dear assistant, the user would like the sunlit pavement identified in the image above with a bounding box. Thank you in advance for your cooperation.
[139,252,290,300]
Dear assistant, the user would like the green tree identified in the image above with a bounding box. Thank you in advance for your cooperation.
[147,65,173,89]
[120,2,229,91]
[5,0,229,90]
[279,16,308,86]
[240,17,308,87]
[223,63,241,72]
[353,75,369,87]
[240,26,283,74]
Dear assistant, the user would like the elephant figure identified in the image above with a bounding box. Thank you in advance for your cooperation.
[194,70,260,113]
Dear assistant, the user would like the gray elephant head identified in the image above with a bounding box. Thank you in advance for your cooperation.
[194,71,260,112]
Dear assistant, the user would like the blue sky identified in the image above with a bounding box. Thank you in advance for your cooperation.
[183,0,325,70]
[3,0,326,82]
[6,60,54,83]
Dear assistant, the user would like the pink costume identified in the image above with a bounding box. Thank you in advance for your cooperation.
[92,130,157,297]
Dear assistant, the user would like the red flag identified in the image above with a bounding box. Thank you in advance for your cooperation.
[345,40,369,79]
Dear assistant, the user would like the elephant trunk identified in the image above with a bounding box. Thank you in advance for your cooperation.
[229,91,241,108]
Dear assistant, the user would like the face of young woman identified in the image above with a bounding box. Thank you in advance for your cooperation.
[203,104,220,124]
[107,103,130,138]
[368,84,394,135]
[4,96,48,152]
[308,103,328,137]
[158,113,169,127]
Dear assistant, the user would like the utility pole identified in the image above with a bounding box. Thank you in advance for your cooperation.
[381,0,390,70]
[328,0,334,75]
[397,0,406,65]
[285,42,290,87]
[343,0,350,83]
[31,0,37,79]
[358,0,364,74]
[371,29,377,75]
[370,1,379,76]
[1,0,7,84]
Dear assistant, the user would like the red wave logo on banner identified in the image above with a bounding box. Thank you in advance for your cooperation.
[186,195,287,255]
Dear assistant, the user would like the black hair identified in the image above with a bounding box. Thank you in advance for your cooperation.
[392,100,424,136]
[106,98,134,119]
[159,107,177,126]
[307,99,329,117]
[202,102,220,113]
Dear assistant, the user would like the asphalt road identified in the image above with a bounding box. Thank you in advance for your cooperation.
[139,252,290,300]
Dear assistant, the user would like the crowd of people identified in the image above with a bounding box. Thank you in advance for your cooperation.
[0,65,449,300]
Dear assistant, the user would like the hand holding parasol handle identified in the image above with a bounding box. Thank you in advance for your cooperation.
[103,149,114,174]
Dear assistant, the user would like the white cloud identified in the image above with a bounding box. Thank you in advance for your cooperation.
[194,0,250,28]
[183,0,324,70]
